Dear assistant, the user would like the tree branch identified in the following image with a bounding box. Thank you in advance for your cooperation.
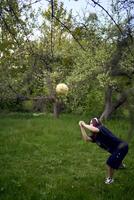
[90,0,124,35]
[53,15,87,51]
[50,0,54,58]
[112,87,134,110]
[89,0,133,55]
[19,0,42,12]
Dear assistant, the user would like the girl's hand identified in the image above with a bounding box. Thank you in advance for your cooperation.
[79,121,85,126]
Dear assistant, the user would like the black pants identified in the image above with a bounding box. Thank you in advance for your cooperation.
[106,142,129,169]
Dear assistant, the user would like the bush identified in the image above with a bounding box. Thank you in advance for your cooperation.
[22,100,33,112]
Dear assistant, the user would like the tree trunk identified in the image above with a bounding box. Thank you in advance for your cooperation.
[100,87,132,120]
[100,33,133,121]
[100,86,113,120]
[53,100,65,118]
[53,101,58,118]
[53,100,62,118]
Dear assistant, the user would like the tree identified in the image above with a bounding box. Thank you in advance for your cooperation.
[32,0,75,117]
[0,0,41,110]
[99,0,134,120]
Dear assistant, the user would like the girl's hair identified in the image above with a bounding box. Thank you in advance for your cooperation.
[88,117,102,127]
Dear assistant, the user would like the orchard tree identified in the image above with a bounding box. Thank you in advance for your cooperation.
[36,0,75,117]
[99,0,134,120]
[0,0,43,109]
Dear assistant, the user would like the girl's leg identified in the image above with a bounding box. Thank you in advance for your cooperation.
[106,164,114,178]
[105,143,128,184]
[105,165,114,184]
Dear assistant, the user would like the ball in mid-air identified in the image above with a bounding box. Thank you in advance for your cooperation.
[56,83,69,95]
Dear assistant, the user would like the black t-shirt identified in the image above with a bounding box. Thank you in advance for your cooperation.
[90,125,122,153]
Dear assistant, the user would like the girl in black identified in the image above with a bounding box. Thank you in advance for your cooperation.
[79,118,128,184]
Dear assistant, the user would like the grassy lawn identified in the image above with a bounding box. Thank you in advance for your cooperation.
[0,113,134,200]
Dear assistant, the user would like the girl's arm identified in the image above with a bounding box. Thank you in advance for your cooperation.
[79,121,93,142]
[81,121,99,133]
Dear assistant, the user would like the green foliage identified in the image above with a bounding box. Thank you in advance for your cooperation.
[85,89,104,116]
[0,0,134,118]
[22,100,33,112]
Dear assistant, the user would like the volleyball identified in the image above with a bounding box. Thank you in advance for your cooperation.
[56,83,69,95]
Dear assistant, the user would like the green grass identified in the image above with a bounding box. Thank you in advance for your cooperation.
[0,113,134,200]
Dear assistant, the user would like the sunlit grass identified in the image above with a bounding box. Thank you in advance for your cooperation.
[0,113,133,200]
